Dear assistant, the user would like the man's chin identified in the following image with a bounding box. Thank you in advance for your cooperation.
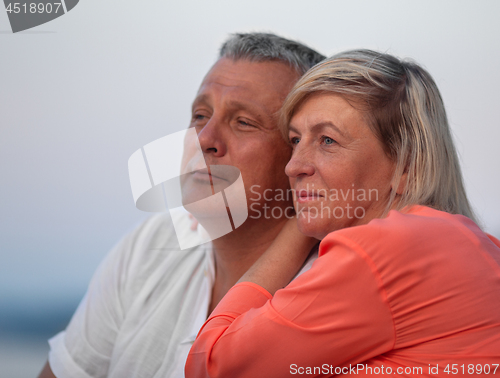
[192,211,236,241]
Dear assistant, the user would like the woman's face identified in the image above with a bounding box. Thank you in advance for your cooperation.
[286,93,396,240]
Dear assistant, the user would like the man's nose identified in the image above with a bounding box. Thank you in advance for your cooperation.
[285,146,315,178]
[196,116,227,158]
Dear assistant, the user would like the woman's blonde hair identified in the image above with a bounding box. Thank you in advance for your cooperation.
[280,49,477,222]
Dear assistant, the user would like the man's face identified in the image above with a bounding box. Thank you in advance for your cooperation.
[186,58,300,223]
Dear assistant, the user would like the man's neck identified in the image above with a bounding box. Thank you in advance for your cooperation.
[207,217,288,313]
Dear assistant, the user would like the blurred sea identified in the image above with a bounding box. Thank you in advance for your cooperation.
[0,298,79,378]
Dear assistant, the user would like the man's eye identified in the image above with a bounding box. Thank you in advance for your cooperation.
[193,114,206,121]
[290,137,300,145]
[238,119,255,127]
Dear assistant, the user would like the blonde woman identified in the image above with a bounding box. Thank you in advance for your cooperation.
[186,50,500,377]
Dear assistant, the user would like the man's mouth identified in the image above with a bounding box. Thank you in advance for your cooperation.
[191,168,226,182]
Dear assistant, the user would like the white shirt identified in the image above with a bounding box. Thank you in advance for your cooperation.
[48,210,317,378]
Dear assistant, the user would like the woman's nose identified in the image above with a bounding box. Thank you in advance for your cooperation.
[285,147,315,178]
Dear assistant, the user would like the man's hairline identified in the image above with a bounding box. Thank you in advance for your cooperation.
[191,57,302,123]
[217,55,304,79]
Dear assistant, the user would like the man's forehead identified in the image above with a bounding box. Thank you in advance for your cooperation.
[204,58,297,91]
[193,58,299,109]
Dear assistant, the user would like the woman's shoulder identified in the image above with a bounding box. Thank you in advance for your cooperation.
[318,206,500,344]
[319,205,500,276]
[324,205,488,251]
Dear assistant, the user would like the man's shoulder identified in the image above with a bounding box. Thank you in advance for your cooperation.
[128,208,201,251]
[108,209,211,297]
[126,208,209,259]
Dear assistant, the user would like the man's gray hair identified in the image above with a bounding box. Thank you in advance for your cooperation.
[219,33,325,75]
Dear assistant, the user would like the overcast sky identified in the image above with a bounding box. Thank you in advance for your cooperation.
[1,0,499,306]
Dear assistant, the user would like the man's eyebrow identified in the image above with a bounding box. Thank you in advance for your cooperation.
[191,96,266,115]
[191,94,210,111]
[191,95,273,129]
[226,100,268,120]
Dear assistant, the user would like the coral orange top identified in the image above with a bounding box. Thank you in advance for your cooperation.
[186,206,500,377]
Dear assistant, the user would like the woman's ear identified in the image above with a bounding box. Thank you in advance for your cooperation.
[393,172,408,195]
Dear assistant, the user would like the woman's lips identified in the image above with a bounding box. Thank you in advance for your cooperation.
[296,190,324,203]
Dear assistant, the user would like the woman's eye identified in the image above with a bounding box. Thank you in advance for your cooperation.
[322,136,336,145]
[290,137,300,146]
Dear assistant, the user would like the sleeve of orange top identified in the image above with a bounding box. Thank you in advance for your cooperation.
[487,233,500,248]
[185,234,396,378]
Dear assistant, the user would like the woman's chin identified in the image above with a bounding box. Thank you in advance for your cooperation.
[297,216,331,241]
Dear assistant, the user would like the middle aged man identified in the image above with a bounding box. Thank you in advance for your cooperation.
[39,33,325,378]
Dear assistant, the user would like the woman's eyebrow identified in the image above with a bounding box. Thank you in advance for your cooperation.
[288,124,300,135]
[311,121,346,138]
[289,121,347,138]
